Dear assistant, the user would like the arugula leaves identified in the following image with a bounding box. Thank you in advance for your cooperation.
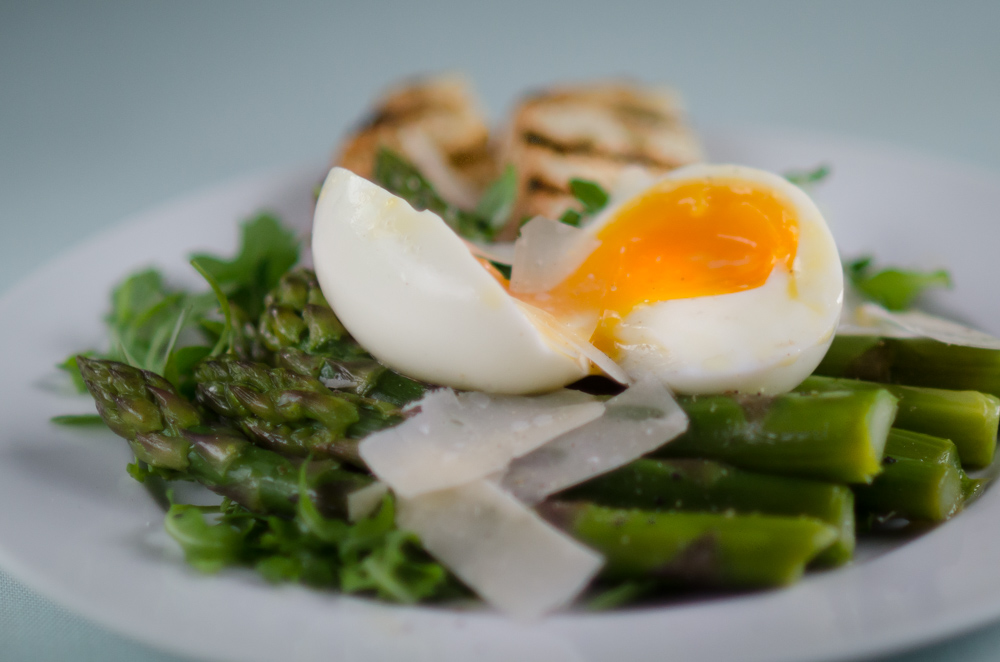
[372,148,612,237]
[190,214,299,319]
[59,213,300,396]
[50,414,105,427]
[474,165,518,232]
[558,178,611,227]
[372,148,504,242]
[785,164,831,187]
[105,269,211,375]
[165,490,453,603]
[570,179,610,215]
[847,256,953,311]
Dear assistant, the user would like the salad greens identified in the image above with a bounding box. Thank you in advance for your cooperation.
[60,154,1000,610]
[189,214,299,319]
[784,163,831,187]
[569,178,611,215]
[558,178,611,227]
[474,164,518,231]
[373,148,500,242]
[58,214,298,398]
[49,413,106,426]
[847,255,953,311]
[166,488,452,602]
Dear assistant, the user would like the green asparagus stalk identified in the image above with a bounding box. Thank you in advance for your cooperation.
[963,476,989,503]
[258,269,368,361]
[78,355,199,469]
[77,356,371,518]
[275,347,425,407]
[657,390,899,484]
[194,358,405,465]
[183,427,370,518]
[797,375,999,469]
[259,270,425,406]
[855,429,965,522]
[560,458,854,566]
[541,502,837,588]
[816,335,1000,399]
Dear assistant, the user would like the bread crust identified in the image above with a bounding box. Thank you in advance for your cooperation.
[497,82,703,237]
[335,75,496,206]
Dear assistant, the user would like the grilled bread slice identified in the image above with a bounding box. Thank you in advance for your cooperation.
[335,75,496,209]
[498,82,703,237]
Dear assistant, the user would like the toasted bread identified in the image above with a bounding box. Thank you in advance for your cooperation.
[498,82,703,236]
[335,75,496,208]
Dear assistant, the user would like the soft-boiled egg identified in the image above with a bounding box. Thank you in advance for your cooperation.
[517,164,844,394]
[312,168,593,393]
[312,164,843,395]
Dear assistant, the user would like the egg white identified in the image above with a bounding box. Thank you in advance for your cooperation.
[311,167,591,394]
[583,164,844,395]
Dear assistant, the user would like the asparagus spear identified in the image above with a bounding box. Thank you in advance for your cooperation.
[657,390,899,484]
[816,335,1000,399]
[258,269,367,361]
[963,476,989,504]
[561,458,854,566]
[275,347,425,408]
[77,356,370,518]
[259,269,425,406]
[855,429,965,522]
[541,502,837,588]
[798,375,999,469]
[77,355,199,469]
[193,358,403,465]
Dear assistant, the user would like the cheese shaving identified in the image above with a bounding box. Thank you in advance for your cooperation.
[856,303,1000,349]
[398,127,481,209]
[502,376,689,505]
[464,239,516,266]
[321,376,357,390]
[510,217,601,294]
[346,481,389,522]
[396,479,603,619]
[359,389,605,498]
[837,284,914,338]
[515,301,629,384]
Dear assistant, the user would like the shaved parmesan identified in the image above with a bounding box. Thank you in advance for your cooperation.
[360,389,605,498]
[837,284,915,338]
[465,239,516,266]
[346,481,389,522]
[855,303,1000,349]
[510,217,601,294]
[396,479,603,618]
[321,376,357,390]
[515,301,630,384]
[398,127,481,209]
[502,377,688,505]
[835,322,914,338]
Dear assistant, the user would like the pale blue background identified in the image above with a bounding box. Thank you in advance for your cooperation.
[2,1,999,660]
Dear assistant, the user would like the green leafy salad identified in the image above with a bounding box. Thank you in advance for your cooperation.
[57,150,999,618]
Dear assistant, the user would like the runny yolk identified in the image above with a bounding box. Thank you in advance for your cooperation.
[517,178,800,353]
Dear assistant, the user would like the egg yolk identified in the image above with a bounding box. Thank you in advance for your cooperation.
[517,178,800,353]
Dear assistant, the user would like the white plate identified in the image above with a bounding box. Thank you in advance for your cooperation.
[2,128,1000,662]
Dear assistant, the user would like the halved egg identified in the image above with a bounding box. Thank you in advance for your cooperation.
[312,164,843,395]
[518,164,844,394]
[312,168,593,393]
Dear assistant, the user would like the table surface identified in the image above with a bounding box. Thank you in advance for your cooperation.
[3,1,1000,660]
